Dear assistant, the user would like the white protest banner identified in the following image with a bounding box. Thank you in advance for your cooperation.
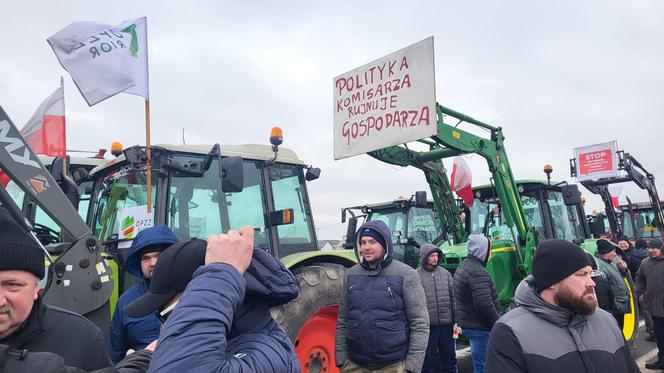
[573,141,619,182]
[333,37,436,160]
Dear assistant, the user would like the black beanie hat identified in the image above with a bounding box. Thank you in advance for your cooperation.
[532,239,591,292]
[596,239,618,255]
[359,228,387,251]
[0,208,45,279]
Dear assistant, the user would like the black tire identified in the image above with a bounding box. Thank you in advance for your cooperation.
[271,263,346,341]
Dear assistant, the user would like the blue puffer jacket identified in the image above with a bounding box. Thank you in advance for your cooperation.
[148,248,300,372]
[335,220,429,372]
[108,225,178,363]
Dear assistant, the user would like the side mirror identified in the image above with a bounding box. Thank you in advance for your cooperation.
[71,168,90,184]
[220,156,244,193]
[269,208,294,226]
[561,185,582,206]
[343,217,357,250]
[50,156,70,184]
[305,167,321,181]
[123,146,147,170]
[341,209,347,224]
[415,191,427,208]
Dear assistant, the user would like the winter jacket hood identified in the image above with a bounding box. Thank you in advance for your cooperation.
[467,234,490,263]
[125,225,178,278]
[419,243,442,270]
[231,248,299,335]
[514,276,586,326]
[355,220,393,270]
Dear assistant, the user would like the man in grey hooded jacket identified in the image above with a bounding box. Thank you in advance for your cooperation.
[417,243,457,373]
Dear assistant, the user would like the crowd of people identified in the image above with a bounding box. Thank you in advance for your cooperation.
[0,205,662,372]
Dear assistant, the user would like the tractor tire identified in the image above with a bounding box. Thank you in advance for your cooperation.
[271,263,346,373]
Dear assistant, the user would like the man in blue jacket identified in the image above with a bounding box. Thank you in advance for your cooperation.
[125,226,300,372]
[335,220,429,373]
[108,225,178,363]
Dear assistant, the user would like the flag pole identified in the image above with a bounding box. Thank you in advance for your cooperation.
[60,76,67,173]
[145,99,152,214]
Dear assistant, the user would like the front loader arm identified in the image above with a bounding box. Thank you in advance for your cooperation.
[0,106,111,321]
[368,143,467,244]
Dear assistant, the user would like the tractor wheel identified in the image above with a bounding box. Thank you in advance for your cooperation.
[271,263,346,373]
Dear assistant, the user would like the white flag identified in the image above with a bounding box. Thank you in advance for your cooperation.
[47,17,149,106]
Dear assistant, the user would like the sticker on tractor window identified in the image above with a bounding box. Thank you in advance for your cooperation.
[117,205,154,241]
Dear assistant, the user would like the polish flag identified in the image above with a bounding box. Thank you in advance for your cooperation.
[20,86,66,157]
[608,185,622,209]
[0,86,66,187]
[451,156,474,207]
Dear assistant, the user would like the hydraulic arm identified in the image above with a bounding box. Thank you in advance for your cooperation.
[370,104,537,273]
[572,150,664,239]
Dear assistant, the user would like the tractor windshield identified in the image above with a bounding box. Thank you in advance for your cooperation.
[622,209,662,239]
[91,154,317,256]
[470,192,546,240]
[545,190,585,241]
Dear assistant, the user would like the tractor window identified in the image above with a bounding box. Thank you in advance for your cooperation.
[93,167,156,241]
[408,206,442,245]
[370,210,405,243]
[269,164,316,255]
[624,210,662,239]
[168,158,269,248]
[520,195,545,238]
[546,190,584,241]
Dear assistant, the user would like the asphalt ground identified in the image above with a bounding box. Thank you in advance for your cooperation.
[452,320,657,372]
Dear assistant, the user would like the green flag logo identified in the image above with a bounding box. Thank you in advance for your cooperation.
[122,24,139,58]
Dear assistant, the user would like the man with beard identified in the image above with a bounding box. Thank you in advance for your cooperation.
[636,238,664,370]
[485,239,638,372]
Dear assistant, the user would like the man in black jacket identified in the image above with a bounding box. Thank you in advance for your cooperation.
[453,234,500,373]
[0,208,111,370]
[485,239,638,373]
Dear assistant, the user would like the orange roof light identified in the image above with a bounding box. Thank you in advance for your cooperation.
[270,127,283,146]
[543,164,553,174]
[111,141,123,157]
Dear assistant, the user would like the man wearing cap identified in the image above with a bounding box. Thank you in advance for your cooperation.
[0,207,111,370]
[108,225,178,363]
[485,239,638,372]
[125,226,300,372]
[453,234,500,373]
[336,220,429,373]
[636,238,664,370]
[594,238,631,328]
[417,243,457,373]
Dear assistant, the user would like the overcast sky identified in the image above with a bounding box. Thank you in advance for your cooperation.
[2,1,663,240]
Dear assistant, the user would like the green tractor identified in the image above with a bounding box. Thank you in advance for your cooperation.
[347,103,639,346]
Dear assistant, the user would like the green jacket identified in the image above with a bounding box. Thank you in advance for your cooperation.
[595,254,630,314]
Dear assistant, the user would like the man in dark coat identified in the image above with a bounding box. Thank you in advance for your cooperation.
[125,226,300,372]
[594,239,630,328]
[417,243,456,373]
[335,220,429,373]
[618,236,647,280]
[108,224,178,363]
[453,234,500,373]
[636,238,664,369]
[485,239,638,373]
[0,208,111,371]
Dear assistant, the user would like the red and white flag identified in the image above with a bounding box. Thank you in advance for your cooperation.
[0,86,67,187]
[20,86,66,157]
[608,185,622,209]
[451,156,474,207]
